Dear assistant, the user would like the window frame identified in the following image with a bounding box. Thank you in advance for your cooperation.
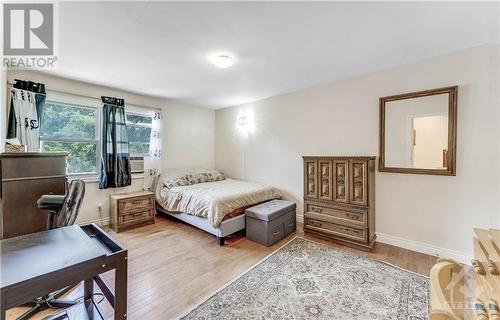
[40,93,101,177]
[125,105,154,159]
[39,93,159,179]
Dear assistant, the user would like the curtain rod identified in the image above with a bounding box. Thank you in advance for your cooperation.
[6,80,162,112]
[7,80,47,96]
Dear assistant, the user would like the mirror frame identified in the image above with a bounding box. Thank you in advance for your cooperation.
[379,86,458,176]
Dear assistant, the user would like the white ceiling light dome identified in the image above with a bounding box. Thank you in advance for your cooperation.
[211,54,235,69]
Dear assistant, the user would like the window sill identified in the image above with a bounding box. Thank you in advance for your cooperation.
[68,173,145,183]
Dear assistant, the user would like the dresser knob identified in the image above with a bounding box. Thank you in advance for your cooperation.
[472,259,486,275]
[346,213,360,221]
[488,259,499,275]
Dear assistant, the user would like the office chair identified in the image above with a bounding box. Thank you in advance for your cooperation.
[16,180,85,320]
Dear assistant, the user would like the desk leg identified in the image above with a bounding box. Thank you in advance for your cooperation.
[114,252,128,320]
[84,278,94,301]
[0,293,6,320]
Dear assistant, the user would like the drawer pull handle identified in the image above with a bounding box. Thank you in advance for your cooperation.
[288,223,294,227]
[131,212,144,217]
[312,207,323,213]
[346,213,361,221]
[273,230,280,235]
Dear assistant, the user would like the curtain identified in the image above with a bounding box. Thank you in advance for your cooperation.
[99,96,132,189]
[7,80,46,151]
[143,111,162,191]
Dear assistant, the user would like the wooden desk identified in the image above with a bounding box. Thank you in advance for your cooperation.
[0,224,128,320]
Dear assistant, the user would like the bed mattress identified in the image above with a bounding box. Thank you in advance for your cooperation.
[155,178,281,228]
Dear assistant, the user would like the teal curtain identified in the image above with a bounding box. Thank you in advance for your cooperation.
[98,96,131,189]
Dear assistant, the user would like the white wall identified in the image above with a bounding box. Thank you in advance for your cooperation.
[3,70,215,225]
[215,44,500,262]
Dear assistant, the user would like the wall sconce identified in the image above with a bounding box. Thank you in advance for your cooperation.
[238,116,248,127]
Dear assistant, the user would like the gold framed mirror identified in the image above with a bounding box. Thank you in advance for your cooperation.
[379,86,457,176]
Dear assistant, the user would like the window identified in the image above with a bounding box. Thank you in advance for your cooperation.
[126,112,152,158]
[39,95,156,176]
[40,101,99,174]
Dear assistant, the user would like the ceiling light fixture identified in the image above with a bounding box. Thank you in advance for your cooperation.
[211,54,234,69]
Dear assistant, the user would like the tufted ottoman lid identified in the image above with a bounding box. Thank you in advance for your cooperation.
[245,199,296,221]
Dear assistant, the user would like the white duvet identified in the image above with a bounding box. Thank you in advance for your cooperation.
[156,178,281,228]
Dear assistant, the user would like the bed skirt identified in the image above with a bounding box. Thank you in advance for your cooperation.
[156,204,245,244]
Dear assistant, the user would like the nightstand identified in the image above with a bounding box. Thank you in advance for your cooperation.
[110,191,155,232]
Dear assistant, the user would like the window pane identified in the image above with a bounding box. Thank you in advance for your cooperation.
[41,141,97,174]
[41,103,96,140]
[127,125,151,143]
[129,143,150,157]
[126,113,152,125]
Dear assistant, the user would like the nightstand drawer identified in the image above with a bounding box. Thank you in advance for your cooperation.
[120,209,153,224]
[118,196,153,213]
[110,191,155,232]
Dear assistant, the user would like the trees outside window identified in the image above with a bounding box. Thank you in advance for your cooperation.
[39,97,154,176]
[40,102,98,174]
[126,113,152,157]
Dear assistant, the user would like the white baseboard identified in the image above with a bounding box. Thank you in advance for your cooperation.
[296,213,304,223]
[78,216,110,228]
[295,213,470,264]
[376,232,471,264]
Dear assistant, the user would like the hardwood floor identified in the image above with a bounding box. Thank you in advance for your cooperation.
[7,215,436,320]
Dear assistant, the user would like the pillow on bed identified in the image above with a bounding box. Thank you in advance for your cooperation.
[205,169,226,182]
[187,169,226,184]
[163,175,191,188]
[161,170,193,188]
[186,169,210,184]
[161,169,226,187]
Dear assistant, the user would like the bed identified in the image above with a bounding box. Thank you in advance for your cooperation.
[155,169,281,245]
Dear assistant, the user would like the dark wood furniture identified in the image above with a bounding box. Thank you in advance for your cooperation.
[0,152,68,239]
[0,224,128,320]
[379,86,458,176]
[110,191,155,232]
[303,156,376,251]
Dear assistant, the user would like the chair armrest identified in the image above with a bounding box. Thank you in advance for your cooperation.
[37,194,65,211]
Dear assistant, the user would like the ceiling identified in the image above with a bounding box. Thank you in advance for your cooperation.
[54,1,498,109]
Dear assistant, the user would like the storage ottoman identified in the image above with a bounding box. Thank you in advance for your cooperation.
[245,200,297,246]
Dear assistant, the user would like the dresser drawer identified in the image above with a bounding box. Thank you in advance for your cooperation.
[305,217,367,242]
[305,202,367,227]
[118,196,153,213]
[119,209,154,225]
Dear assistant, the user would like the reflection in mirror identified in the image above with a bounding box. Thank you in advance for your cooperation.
[385,93,449,169]
[379,86,457,176]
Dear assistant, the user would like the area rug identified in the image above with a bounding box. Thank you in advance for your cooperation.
[180,237,429,320]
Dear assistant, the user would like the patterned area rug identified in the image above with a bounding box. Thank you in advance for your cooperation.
[181,237,429,320]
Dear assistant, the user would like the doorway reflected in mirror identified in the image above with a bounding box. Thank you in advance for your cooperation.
[379,86,457,176]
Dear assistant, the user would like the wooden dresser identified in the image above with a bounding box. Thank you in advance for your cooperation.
[0,152,68,239]
[303,156,376,250]
[110,191,155,232]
